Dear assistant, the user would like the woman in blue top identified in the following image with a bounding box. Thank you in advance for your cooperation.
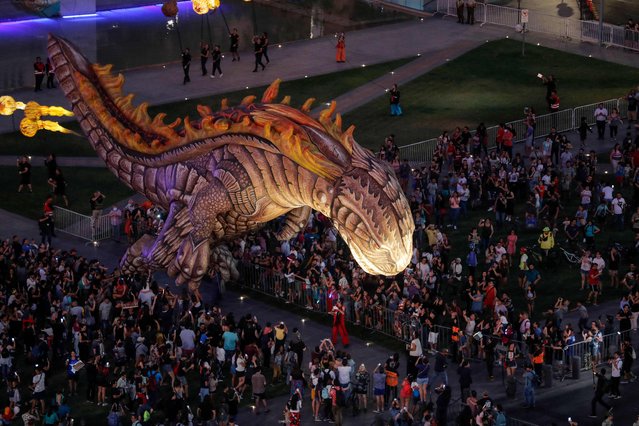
[66,351,80,395]
[415,357,430,403]
[372,363,386,413]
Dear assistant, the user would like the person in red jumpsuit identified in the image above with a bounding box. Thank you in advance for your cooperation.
[331,299,349,347]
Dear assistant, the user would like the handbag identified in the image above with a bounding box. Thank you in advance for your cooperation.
[428,332,439,345]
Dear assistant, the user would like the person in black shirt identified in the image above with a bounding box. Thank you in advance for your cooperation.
[210,45,223,78]
[181,48,191,84]
[49,168,68,207]
[617,305,632,336]
[542,74,557,109]
[223,384,240,424]
[261,32,270,64]
[389,84,402,116]
[90,191,105,226]
[17,155,32,193]
[482,335,496,380]
[590,367,612,417]
[200,41,210,76]
[252,36,265,72]
[229,28,240,61]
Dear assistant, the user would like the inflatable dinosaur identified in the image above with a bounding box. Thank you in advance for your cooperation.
[47,34,414,291]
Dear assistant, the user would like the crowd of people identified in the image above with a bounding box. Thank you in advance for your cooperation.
[224,85,639,423]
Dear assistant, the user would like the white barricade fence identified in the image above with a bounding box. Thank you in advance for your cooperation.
[53,206,112,242]
[573,98,619,127]
[434,0,639,52]
[398,98,624,163]
[483,3,519,28]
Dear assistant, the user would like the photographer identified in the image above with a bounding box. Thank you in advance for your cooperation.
[435,383,451,425]
[432,348,448,387]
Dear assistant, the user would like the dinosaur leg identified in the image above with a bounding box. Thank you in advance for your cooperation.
[211,244,239,282]
[120,234,156,275]
[276,206,312,241]
[120,202,191,273]
[168,181,231,291]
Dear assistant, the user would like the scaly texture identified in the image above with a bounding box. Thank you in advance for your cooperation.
[48,34,415,291]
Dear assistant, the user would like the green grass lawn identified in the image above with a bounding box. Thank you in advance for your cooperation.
[0,166,135,219]
[0,57,414,158]
[343,38,639,148]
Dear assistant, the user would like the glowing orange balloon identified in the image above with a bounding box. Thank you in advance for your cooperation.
[192,0,219,14]
[162,0,178,17]
[0,96,26,116]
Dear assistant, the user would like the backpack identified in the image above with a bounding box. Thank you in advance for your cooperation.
[107,412,121,426]
[335,387,346,407]
[321,385,331,400]
[147,373,158,392]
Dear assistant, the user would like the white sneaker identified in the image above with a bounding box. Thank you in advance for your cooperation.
[210,75,215,79]
[219,73,223,77]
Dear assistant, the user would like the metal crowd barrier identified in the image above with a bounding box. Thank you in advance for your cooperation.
[237,262,420,342]
[562,331,622,371]
[398,97,624,165]
[53,206,112,243]
[433,0,639,52]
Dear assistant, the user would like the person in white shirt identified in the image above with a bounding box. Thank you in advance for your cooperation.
[594,103,608,140]
[601,184,614,204]
[611,193,626,230]
[336,358,352,390]
[494,242,507,263]
[31,366,46,411]
[609,351,622,398]
[179,326,196,356]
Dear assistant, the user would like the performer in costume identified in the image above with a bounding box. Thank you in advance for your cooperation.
[335,33,346,63]
[331,299,349,347]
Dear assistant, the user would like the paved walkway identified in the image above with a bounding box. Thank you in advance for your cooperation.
[2,15,639,136]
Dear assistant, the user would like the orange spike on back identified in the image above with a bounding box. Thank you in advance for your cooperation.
[197,104,212,118]
[241,95,256,106]
[334,113,342,132]
[301,98,315,113]
[319,101,336,127]
[261,79,281,103]
[280,96,291,105]
[341,125,355,154]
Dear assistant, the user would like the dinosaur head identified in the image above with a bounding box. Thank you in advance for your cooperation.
[329,143,414,277]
